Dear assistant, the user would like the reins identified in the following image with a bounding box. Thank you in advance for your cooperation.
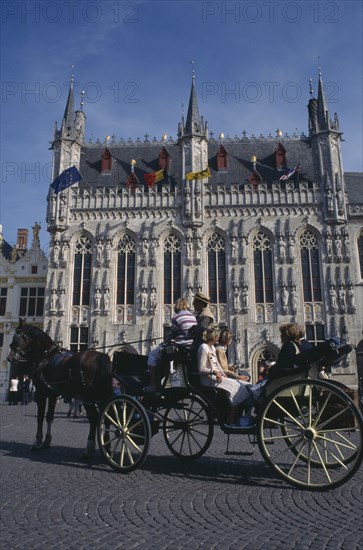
[87,336,164,352]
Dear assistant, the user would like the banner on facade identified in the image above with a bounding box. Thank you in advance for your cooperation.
[51,166,82,194]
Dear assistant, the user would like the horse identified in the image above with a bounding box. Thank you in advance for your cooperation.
[7,319,114,458]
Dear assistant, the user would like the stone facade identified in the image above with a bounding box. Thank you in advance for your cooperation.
[0,223,48,400]
[40,72,363,387]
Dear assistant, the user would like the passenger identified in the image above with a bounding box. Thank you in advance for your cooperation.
[145,298,197,393]
[198,327,251,425]
[190,292,215,348]
[263,323,303,383]
[215,329,250,381]
[298,324,314,352]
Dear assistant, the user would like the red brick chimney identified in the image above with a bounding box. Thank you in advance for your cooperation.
[16,229,29,251]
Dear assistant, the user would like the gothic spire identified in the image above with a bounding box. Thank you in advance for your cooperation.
[317,67,330,131]
[184,72,202,135]
[61,66,75,137]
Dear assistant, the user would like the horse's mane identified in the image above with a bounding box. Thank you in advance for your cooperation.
[20,323,56,348]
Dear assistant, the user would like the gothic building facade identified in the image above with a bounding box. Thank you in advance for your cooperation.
[0,224,48,400]
[43,71,363,387]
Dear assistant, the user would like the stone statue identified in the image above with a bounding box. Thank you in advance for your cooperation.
[94,288,101,311]
[338,286,346,312]
[326,234,333,259]
[150,287,157,312]
[32,222,41,239]
[142,239,149,264]
[347,286,356,311]
[287,235,295,262]
[329,286,337,311]
[103,288,110,312]
[336,187,344,212]
[231,237,238,260]
[291,288,298,312]
[186,239,193,261]
[105,241,111,263]
[50,290,57,312]
[233,287,240,311]
[242,287,249,310]
[335,235,342,259]
[61,241,69,262]
[141,288,148,312]
[241,238,247,262]
[53,241,60,264]
[184,188,191,215]
[281,286,289,309]
[58,289,65,313]
[97,241,103,263]
[326,188,334,212]
[278,236,286,262]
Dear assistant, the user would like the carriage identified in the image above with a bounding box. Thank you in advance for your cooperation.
[98,340,363,490]
[8,321,363,490]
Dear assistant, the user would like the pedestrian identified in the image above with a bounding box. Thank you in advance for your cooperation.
[67,396,81,418]
[22,375,31,405]
[9,376,19,405]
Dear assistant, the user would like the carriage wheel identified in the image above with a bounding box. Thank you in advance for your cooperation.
[98,395,151,473]
[162,395,214,459]
[258,379,363,490]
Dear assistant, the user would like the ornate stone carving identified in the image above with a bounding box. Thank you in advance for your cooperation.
[278,234,286,263]
[329,283,337,314]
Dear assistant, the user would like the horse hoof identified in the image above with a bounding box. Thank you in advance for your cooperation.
[42,435,52,449]
[31,442,43,452]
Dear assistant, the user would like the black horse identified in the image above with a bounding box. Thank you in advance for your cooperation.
[7,319,114,457]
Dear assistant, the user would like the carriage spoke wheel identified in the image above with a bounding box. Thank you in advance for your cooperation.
[162,395,214,459]
[98,395,151,472]
[258,379,363,490]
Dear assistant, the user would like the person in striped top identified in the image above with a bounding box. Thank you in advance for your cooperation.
[145,298,197,392]
[168,298,197,346]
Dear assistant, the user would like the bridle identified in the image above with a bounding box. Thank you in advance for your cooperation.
[8,330,34,364]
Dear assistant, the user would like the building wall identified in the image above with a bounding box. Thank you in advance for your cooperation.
[0,225,48,401]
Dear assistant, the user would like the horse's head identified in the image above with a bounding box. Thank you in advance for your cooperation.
[7,320,55,372]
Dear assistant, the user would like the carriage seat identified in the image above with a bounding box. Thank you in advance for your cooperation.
[112,351,149,394]
[267,340,352,381]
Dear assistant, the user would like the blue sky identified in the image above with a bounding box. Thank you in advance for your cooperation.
[1,0,362,251]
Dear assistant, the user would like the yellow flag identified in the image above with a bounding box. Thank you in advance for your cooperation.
[186,167,211,180]
[154,169,164,183]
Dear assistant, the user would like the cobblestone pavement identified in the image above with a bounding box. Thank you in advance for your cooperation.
[1,402,362,550]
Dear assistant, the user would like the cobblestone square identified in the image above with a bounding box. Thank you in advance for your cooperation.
[1,402,362,549]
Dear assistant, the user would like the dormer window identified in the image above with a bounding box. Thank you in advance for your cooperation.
[159,147,171,171]
[276,141,287,171]
[101,147,113,173]
[217,144,228,171]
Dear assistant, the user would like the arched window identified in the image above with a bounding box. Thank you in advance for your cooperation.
[72,235,92,306]
[117,234,136,305]
[300,230,322,302]
[208,233,226,303]
[253,232,274,304]
[358,230,363,279]
[163,234,181,305]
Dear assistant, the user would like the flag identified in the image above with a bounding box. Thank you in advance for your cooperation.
[144,169,165,188]
[279,162,301,181]
[186,167,211,181]
[51,166,82,194]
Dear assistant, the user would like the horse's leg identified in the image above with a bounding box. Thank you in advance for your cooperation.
[81,403,99,459]
[42,394,57,449]
[31,392,46,451]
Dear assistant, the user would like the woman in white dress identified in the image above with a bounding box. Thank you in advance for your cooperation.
[198,328,251,425]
